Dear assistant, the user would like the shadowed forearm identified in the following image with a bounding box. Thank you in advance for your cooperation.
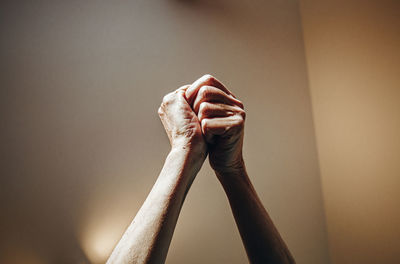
[107,147,204,264]
[217,166,295,264]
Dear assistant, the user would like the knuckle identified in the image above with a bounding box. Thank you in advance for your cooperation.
[238,118,245,128]
[202,74,215,82]
[157,106,163,116]
[198,86,210,98]
[238,109,246,120]
[162,92,175,104]
[199,101,211,114]
[233,115,245,129]
[237,100,244,109]
[201,118,209,130]
[198,102,212,121]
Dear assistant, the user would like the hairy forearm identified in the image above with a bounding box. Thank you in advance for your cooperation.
[217,166,295,264]
[107,147,204,264]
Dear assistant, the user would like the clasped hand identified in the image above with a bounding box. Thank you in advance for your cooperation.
[158,74,246,178]
[108,74,295,264]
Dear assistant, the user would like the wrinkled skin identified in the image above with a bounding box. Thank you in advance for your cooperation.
[158,85,207,158]
[185,74,246,177]
[157,75,246,176]
[108,75,295,264]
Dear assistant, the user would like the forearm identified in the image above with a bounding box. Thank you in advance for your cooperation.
[217,166,295,264]
[107,147,204,264]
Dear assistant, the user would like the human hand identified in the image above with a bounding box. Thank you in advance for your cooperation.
[185,75,246,177]
[158,86,207,158]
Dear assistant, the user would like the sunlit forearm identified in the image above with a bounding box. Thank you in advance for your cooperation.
[107,147,204,264]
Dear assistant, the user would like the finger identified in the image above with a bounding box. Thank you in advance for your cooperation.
[176,84,191,93]
[176,88,192,107]
[174,85,191,102]
[162,84,189,104]
[193,86,243,114]
[198,102,242,122]
[160,85,191,112]
[185,74,234,106]
[201,116,244,143]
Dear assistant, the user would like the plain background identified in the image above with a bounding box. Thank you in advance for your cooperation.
[301,0,400,263]
[1,0,398,263]
[1,0,329,263]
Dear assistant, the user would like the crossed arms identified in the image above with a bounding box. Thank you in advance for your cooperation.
[107,75,295,264]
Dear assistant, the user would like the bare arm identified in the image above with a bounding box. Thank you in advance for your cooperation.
[217,167,295,264]
[186,74,295,264]
[107,86,207,264]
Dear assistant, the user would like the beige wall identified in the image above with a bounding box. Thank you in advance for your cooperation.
[300,0,400,263]
[1,0,330,263]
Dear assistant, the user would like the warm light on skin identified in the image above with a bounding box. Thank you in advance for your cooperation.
[78,185,142,264]
[80,220,125,264]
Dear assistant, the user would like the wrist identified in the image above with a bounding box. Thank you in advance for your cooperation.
[214,158,247,186]
[216,166,251,195]
[159,147,205,188]
[212,155,245,175]
[170,143,207,170]
[171,138,207,159]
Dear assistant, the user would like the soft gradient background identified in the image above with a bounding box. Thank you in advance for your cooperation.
[300,0,400,263]
[1,0,398,264]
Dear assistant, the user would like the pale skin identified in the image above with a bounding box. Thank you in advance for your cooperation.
[107,74,295,264]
